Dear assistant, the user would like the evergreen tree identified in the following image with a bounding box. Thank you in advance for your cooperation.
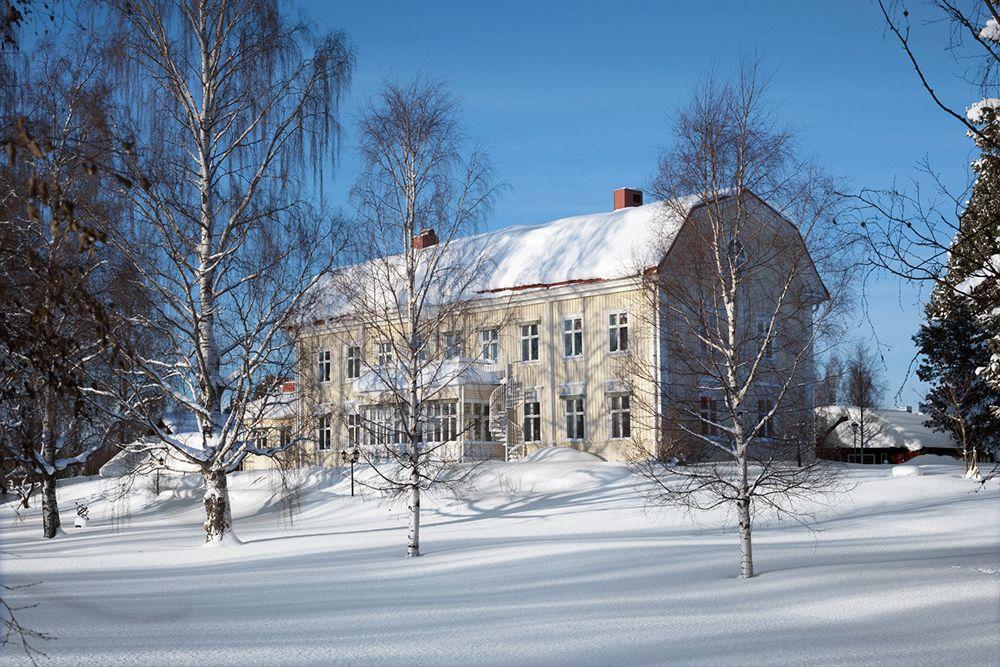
[914,289,1000,477]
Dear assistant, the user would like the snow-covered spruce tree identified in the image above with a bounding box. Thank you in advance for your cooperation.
[622,60,851,579]
[331,77,500,557]
[863,0,999,480]
[0,35,154,538]
[915,290,999,477]
[103,0,353,543]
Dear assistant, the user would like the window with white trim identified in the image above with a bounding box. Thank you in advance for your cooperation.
[253,428,268,450]
[609,311,629,353]
[347,413,362,446]
[523,401,541,442]
[377,341,393,366]
[699,395,720,437]
[425,402,458,442]
[444,332,463,359]
[481,328,499,362]
[346,345,362,379]
[565,397,585,440]
[464,402,492,442]
[318,349,332,383]
[609,395,631,439]
[279,425,291,448]
[563,317,583,358]
[317,415,332,450]
[756,316,775,360]
[520,323,539,362]
[756,385,777,438]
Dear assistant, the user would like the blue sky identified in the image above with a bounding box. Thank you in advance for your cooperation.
[305,0,974,405]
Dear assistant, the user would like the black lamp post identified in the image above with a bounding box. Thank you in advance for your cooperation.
[341,447,360,496]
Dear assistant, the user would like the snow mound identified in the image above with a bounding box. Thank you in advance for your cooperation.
[520,446,605,463]
[891,465,922,478]
[905,454,960,466]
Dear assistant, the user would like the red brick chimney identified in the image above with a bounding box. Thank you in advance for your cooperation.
[613,188,643,210]
[412,228,438,249]
[281,381,297,394]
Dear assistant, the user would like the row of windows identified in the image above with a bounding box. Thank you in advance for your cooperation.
[317,312,631,382]
[316,396,632,449]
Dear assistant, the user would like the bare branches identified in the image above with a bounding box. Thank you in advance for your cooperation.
[624,57,850,577]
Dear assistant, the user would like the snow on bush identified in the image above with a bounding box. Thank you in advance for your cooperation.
[891,464,922,477]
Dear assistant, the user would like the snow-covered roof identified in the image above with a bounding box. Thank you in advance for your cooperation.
[816,406,956,451]
[308,196,702,322]
[453,196,697,291]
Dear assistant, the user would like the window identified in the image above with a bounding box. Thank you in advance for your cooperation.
[520,323,539,362]
[464,402,493,442]
[414,336,429,362]
[444,332,463,359]
[317,415,332,450]
[756,316,774,360]
[279,425,291,448]
[699,396,720,436]
[523,401,541,442]
[365,406,400,447]
[377,341,393,366]
[425,402,458,442]
[347,414,362,447]
[565,397,585,440]
[346,346,362,380]
[481,328,499,362]
[318,349,332,383]
[756,387,776,438]
[609,311,629,353]
[253,428,268,450]
[609,395,631,439]
[563,317,583,358]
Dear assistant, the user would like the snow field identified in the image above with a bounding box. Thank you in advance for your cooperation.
[1,453,998,666]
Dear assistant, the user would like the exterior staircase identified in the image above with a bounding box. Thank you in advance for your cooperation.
[488,366,525,461]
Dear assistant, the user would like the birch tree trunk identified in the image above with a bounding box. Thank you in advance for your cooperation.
[737,472,754,579]
[203,467,233,543]
[407,460,421,558]
[40,389,60,539]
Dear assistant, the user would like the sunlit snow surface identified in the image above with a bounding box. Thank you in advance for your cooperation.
[2,453,997,666]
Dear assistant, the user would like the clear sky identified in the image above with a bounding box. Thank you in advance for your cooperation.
[302,0,973,405]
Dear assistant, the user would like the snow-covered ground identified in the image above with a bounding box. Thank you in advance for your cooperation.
[2,451,998,666]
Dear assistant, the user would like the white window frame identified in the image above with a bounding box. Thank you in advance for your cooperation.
[699,395,720,437]
[565,396,585,441]
[346,345,362,380]
[609,394,631,439]
[520,322,539,362]
[481,328,499,363]
[608,311,629,353]
[317,415,333,451]
[464,401,492,442]
[563,316,583,358]
[318,349,332,383]
[755,384,778,439]
[347,413,362,447]
[756,316,775,360]
[377,341,393,366]
[444,331,463,359]
[523,401,541,443]
[424,402,458,443]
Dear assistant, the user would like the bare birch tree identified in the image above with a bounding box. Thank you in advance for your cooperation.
[623,60,851,578]
[101,0,353,542]
[327,77,500,557]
